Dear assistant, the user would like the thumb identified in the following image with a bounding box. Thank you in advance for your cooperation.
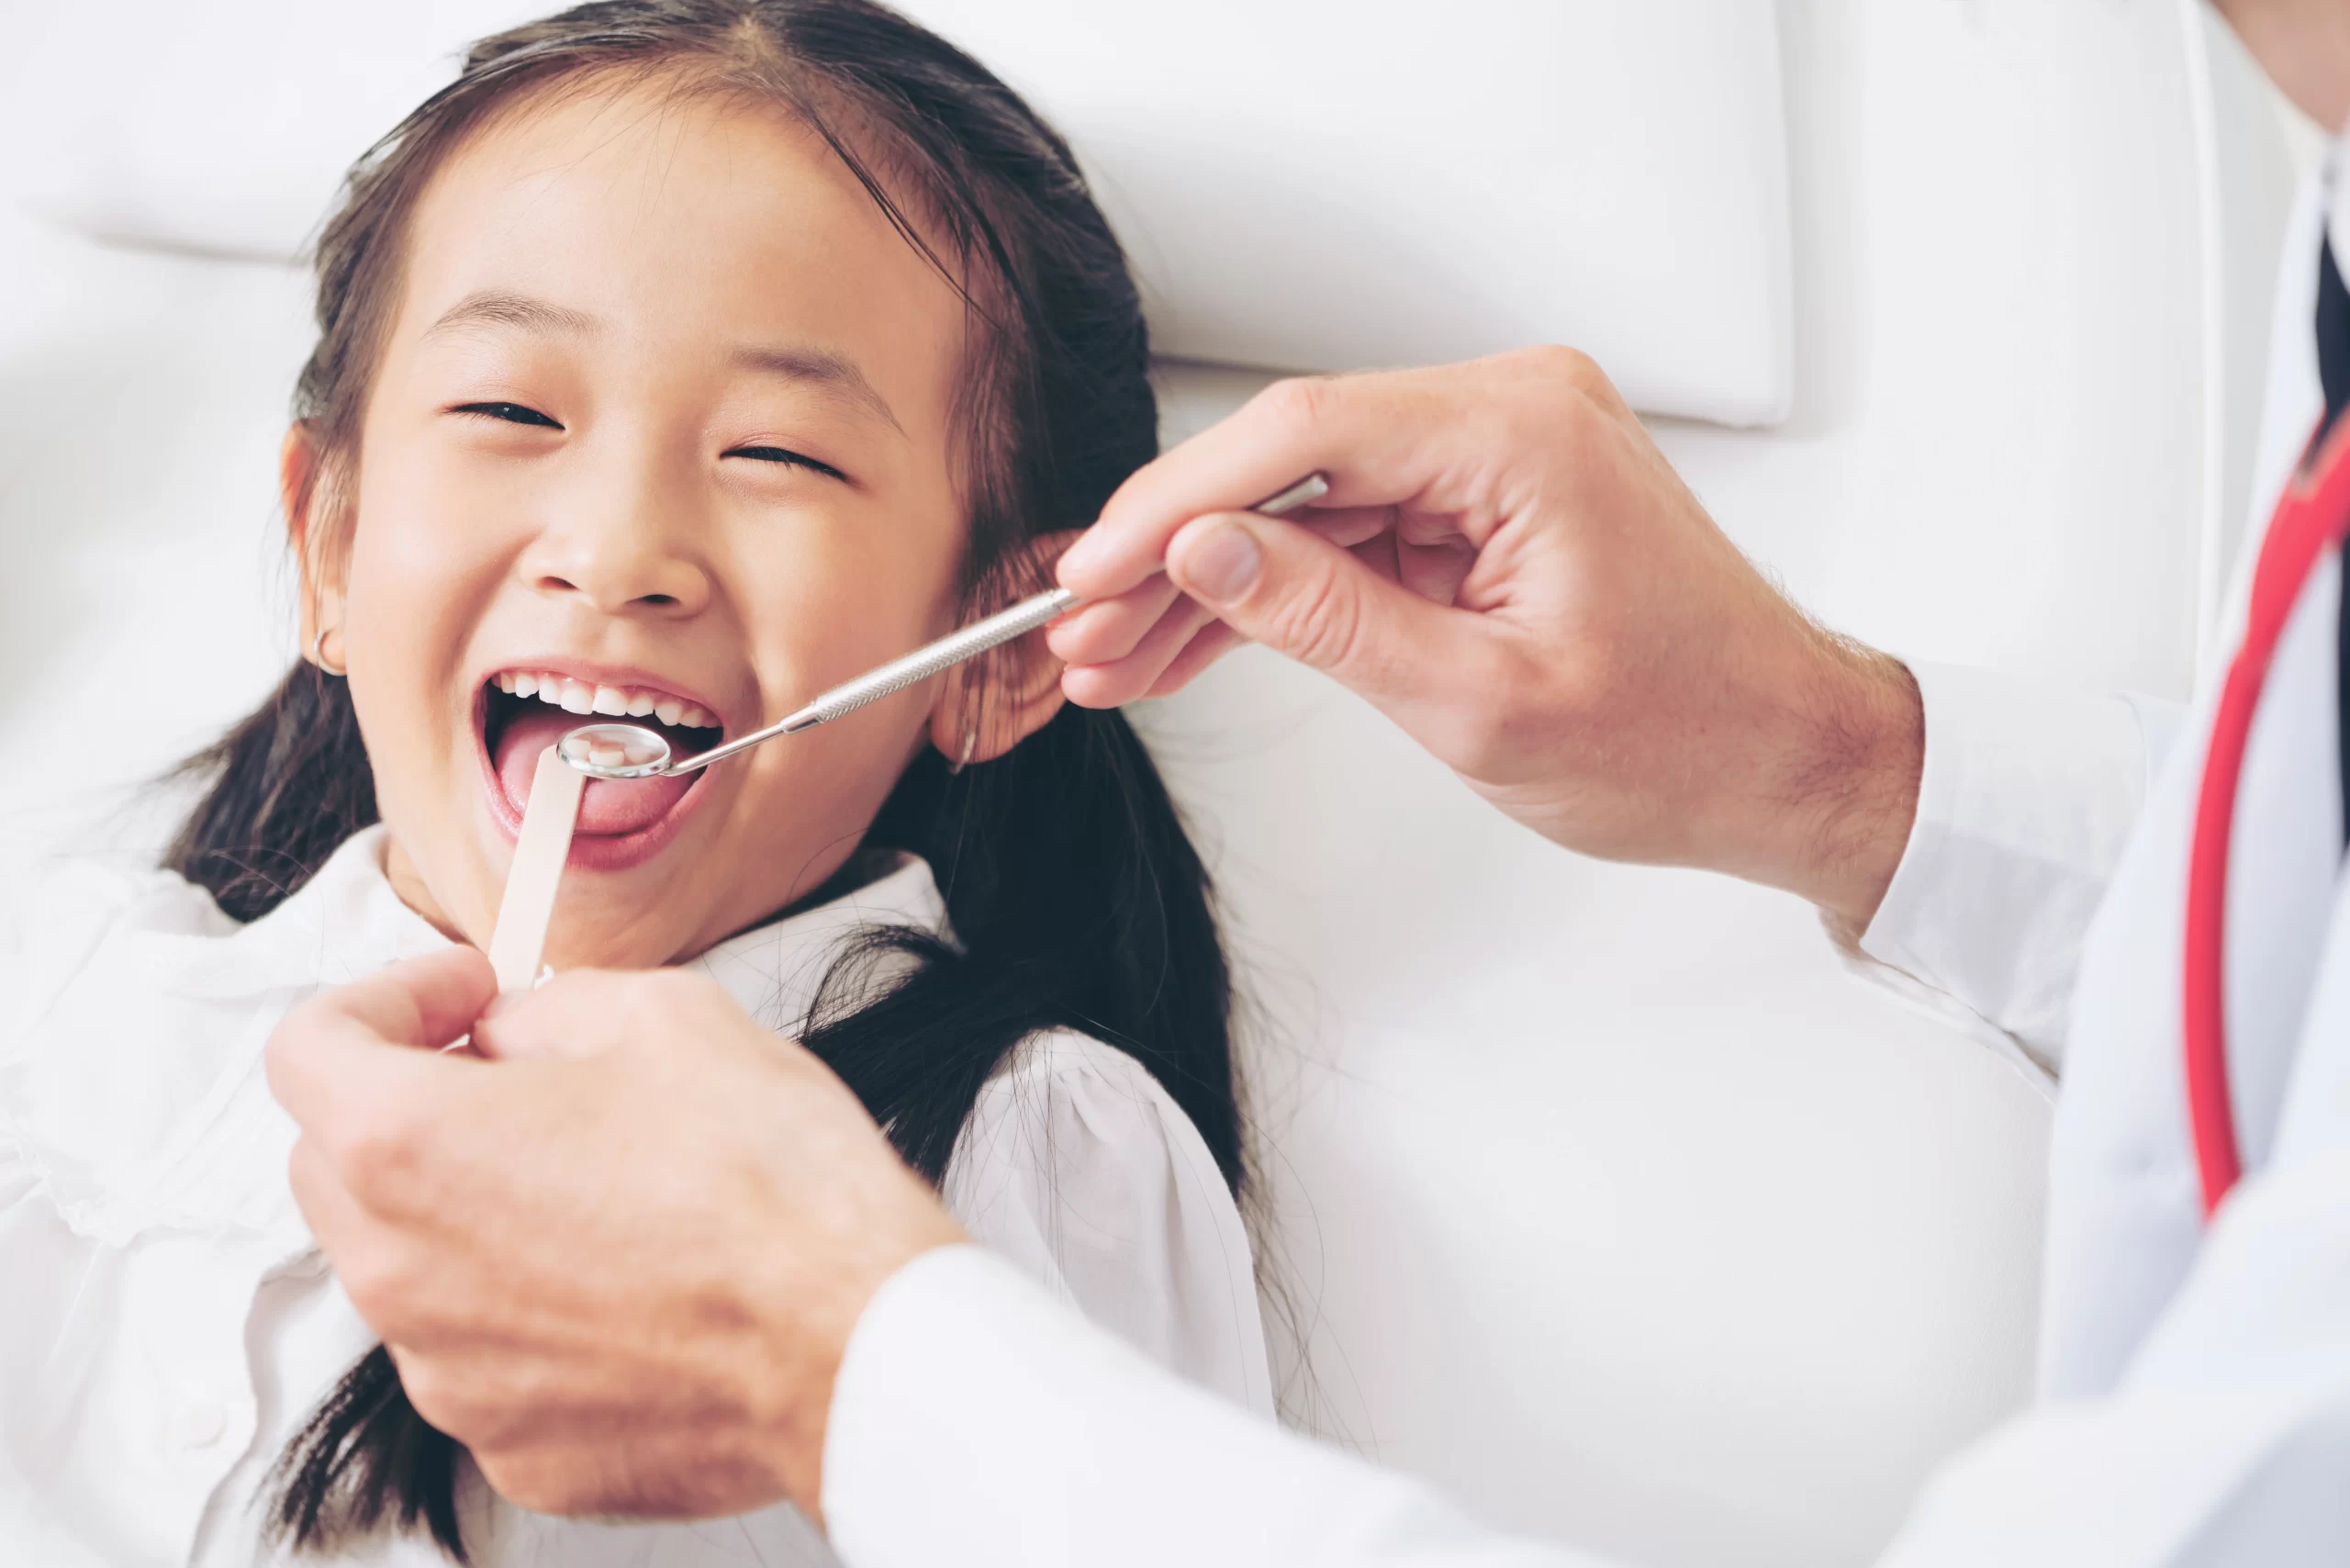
[341,948,499,1052]
[1166,511,1472,706]
[265,947,495,1127]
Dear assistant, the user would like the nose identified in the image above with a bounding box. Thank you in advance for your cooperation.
[520,459,714,619]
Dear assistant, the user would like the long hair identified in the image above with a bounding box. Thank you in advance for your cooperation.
[160,4,1239,1556]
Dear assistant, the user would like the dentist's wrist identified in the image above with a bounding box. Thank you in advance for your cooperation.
[759,1205,968,1527]
[1776,640,1923,941]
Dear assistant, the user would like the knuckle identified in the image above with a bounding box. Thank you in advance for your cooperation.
[335,1242,421,1326]
[475,1451,558,1513]
[1511,342,1625,427]
[1254,373,1334,443]
[339,1098,427,1208]
[485,1450,616,1518]
[1261,554,1367,676]
[1521,342,1601,394]
[396,1357,462,1430]
[1521,342,1585,378]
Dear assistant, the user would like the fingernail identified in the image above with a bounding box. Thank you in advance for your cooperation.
[481,991,522,1021]
[1183,520,1262,605]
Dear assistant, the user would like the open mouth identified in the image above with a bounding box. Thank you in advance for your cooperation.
[476,669,725,864]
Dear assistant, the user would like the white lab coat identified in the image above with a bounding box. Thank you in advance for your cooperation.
[0,828,1270,1566]
[811,154,2350,1567]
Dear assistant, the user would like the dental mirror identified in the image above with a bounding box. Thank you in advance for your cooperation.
[558,471,1330,782]
[556,722,676,779]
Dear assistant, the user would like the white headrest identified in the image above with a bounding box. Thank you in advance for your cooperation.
[3,0,1791,428]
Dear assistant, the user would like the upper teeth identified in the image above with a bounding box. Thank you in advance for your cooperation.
[491,671,717,729]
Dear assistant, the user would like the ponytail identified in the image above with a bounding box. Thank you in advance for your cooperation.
[164,665,375,923]
[811,700,1238,1188]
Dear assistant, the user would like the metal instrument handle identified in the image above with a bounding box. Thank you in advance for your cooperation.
[666,471,1330,774]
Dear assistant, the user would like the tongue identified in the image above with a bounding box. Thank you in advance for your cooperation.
[495,705,692,836]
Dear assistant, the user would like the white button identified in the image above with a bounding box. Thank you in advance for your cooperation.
[172,1402,229,1450]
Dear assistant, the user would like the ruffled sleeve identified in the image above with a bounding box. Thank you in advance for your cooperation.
[942,1029,1273,1417]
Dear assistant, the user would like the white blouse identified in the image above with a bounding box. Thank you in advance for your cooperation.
[0,826,1270,1567]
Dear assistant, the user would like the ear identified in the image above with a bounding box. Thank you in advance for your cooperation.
[928,531,1081,765]
[929,625,1068,766]
[282,423,348,659]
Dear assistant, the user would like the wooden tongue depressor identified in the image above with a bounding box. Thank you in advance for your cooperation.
[485,745,587,992]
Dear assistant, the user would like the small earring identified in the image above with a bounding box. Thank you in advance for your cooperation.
[310,626,347,678]
[949,726,978,775]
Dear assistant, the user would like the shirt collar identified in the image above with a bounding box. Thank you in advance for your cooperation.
[144,826,454,1001]
[690,849,950,1032]
[6,826,947,1249]
[141,828,951,1018]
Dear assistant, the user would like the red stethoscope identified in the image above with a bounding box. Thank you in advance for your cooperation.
[2186,416,2350,1218]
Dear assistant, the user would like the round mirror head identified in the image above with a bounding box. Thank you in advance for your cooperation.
[557,722,673,780]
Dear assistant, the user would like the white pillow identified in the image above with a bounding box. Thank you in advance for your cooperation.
[1,0,1791,427]
[904,0,1792,427]
[1,2,550,258]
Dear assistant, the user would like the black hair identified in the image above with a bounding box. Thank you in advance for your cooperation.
[160,2,1241,1556]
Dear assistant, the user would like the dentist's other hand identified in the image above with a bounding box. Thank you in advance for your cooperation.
[265,950,964,1524]
[1049,348,1921,935]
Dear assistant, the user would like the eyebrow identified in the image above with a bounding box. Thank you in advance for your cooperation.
[423,289,601,340]
[733,344,904,436]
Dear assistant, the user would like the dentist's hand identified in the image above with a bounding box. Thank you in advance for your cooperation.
[265,949,964,1524]
[1049,347,1922,935]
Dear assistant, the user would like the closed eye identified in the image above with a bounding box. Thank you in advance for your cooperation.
[723,443,849,483]
[452,401,564,430]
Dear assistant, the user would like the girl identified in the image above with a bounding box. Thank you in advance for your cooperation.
[0,3,1268,1563]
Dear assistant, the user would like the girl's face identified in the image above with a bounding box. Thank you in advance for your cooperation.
[302,79,1041,967]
